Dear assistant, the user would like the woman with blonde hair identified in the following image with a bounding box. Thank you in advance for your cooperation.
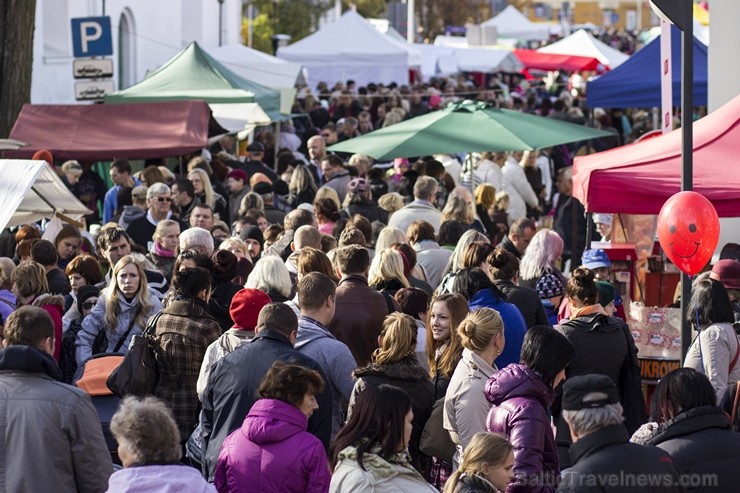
[442,187,484,234]
[288,165,318,207]
[375,226,407,252]
[444,308,505,466]
[442,433,514,493]
[75,255,162,365]
[368,249,410,296]
[147,219,180,281]
[475,184,500,244]
[244,255,292,303]
[238,193,265,220]
[348,312,435,473]
[377,192,405,217]
[314,186,341,211]
[188,168,228,222]
[518,229,565,291]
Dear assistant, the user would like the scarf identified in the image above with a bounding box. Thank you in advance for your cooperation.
[154,241,175,258]
[571,303,607,319]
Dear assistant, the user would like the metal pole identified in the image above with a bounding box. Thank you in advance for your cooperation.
[218,0,224,46]
[680,12,694,360]
[407,0,415,44]
[247,3,253,47]
[585,212,593,249]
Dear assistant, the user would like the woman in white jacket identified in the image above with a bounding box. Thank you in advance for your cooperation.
[75,255,162,365]
[683,278,740,401]
[443,308,505,468]
[330,384,437,493]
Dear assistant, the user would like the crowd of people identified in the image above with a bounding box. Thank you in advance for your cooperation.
[1,80,740,493]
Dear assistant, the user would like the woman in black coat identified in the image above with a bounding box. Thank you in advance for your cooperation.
[645,368,740,492]
[348,312,435,475]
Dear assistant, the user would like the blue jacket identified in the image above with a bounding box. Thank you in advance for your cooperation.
[469,289,528,369]
[295,315,357,437]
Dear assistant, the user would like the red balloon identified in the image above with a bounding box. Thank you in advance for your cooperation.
[657,192,720,276]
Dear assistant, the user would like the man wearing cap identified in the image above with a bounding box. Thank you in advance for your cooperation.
[243,142,278,182]
[710,259,740,326]
[118,185,148,231]
[226,169,250,224]
[253,181,286,225]
[340,178,389,224]
[321,155,352,203]
[557,374,682,493]
[126,182,187,250]
[201,303,332,481]
[582,248,625,321]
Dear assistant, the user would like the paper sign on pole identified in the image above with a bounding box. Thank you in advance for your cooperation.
[660,19,672,133]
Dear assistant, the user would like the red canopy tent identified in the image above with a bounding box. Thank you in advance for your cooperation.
[513,49,607,73]
[5,101,224,161]
[573,93,740,217]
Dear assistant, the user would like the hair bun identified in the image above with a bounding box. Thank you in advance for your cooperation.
[572,267,595,284]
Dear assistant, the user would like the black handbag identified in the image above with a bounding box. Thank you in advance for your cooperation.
[419,397,456,462]
[106,311,164,397]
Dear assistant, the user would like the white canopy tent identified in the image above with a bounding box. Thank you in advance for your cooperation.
[481,5,550,41]
[205,44,302,114]
[0,160,91,231]
[538,29,629,69]
[277,10,419,86]
[414,43,523,78]
[209,103,271,139]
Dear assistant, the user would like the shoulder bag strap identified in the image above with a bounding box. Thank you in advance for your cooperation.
[731,381,740,429]
[112,315,139,353]
[729,334,740,373]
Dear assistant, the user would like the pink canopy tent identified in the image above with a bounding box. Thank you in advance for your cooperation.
[573,93,740,217]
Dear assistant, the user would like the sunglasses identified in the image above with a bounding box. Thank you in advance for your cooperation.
[82,300,97,310]
[155,196,172,202]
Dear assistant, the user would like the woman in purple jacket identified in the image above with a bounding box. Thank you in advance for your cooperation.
[485,326,575,493]
[214,361,331,493]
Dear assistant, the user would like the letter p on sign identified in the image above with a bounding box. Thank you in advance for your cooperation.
[71,17,113,58]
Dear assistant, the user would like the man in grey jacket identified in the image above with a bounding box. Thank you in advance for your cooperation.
[295,272,357,437]
[0,306,112,492]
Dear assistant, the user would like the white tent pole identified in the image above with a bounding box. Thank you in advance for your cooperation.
[407,0,415,44]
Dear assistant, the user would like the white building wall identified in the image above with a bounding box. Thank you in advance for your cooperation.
[31,0,243,104]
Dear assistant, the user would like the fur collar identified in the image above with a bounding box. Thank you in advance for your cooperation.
[30,293,65,308]
[353,355,429,382]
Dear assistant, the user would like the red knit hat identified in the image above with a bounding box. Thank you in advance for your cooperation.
[229,288,271,331]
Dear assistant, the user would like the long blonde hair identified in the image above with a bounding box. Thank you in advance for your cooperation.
[441,188,475,224]
[443,432,513,493]
[104,255,153,334]
[372,312,417,365]
[188,168,215,209]
[368,249,409,290]
[289,165,318,196]
[425,293,468,378]
[442,230,489,278]
[458,307,503,353]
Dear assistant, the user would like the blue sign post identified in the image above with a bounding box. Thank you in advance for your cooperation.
[71,16,113,57]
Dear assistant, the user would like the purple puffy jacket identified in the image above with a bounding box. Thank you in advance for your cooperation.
[485,364,558,493]
[214,398,331,493]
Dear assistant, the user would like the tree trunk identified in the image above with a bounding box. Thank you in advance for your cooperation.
[0,0,37,138]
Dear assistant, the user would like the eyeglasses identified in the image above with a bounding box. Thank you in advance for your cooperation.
[155,196,172,202]
[82,300,97,310]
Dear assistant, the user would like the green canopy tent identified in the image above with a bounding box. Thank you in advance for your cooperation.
[105,41,284,121]
[328,101,613,160]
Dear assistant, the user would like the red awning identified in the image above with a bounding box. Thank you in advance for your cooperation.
[514,49,606,73]
[6,101,222,161]
[573,93,740,218]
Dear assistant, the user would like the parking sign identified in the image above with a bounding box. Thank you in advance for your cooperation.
[71,16,113,57]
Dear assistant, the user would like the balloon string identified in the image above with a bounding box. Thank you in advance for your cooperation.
[691,274,704,372]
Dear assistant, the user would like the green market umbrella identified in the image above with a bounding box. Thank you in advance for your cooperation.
[328,100,613,159]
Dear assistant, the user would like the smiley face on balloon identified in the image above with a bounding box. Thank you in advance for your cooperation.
[657,192,720,276]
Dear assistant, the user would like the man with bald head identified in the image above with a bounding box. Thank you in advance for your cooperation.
[285,225,323,285]
[306,135,326,185]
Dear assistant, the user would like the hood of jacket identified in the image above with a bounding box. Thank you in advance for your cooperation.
[285,250,300,274]
[121,205,146,224]
[107,464,215,493]
[0,345,62,381]
[335,445,418,485]
[353,355,429,382]
[485,363,553,408]
[30,293,64,309]
[295,316,336,349]
[561,312,623,334]
[647,405,731,446]
[244,398,307,445]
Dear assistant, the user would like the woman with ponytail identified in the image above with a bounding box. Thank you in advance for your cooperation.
[443,308,505,468]
[152,267,222,447]
[443,433,514,493]
[553,267,645,469]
